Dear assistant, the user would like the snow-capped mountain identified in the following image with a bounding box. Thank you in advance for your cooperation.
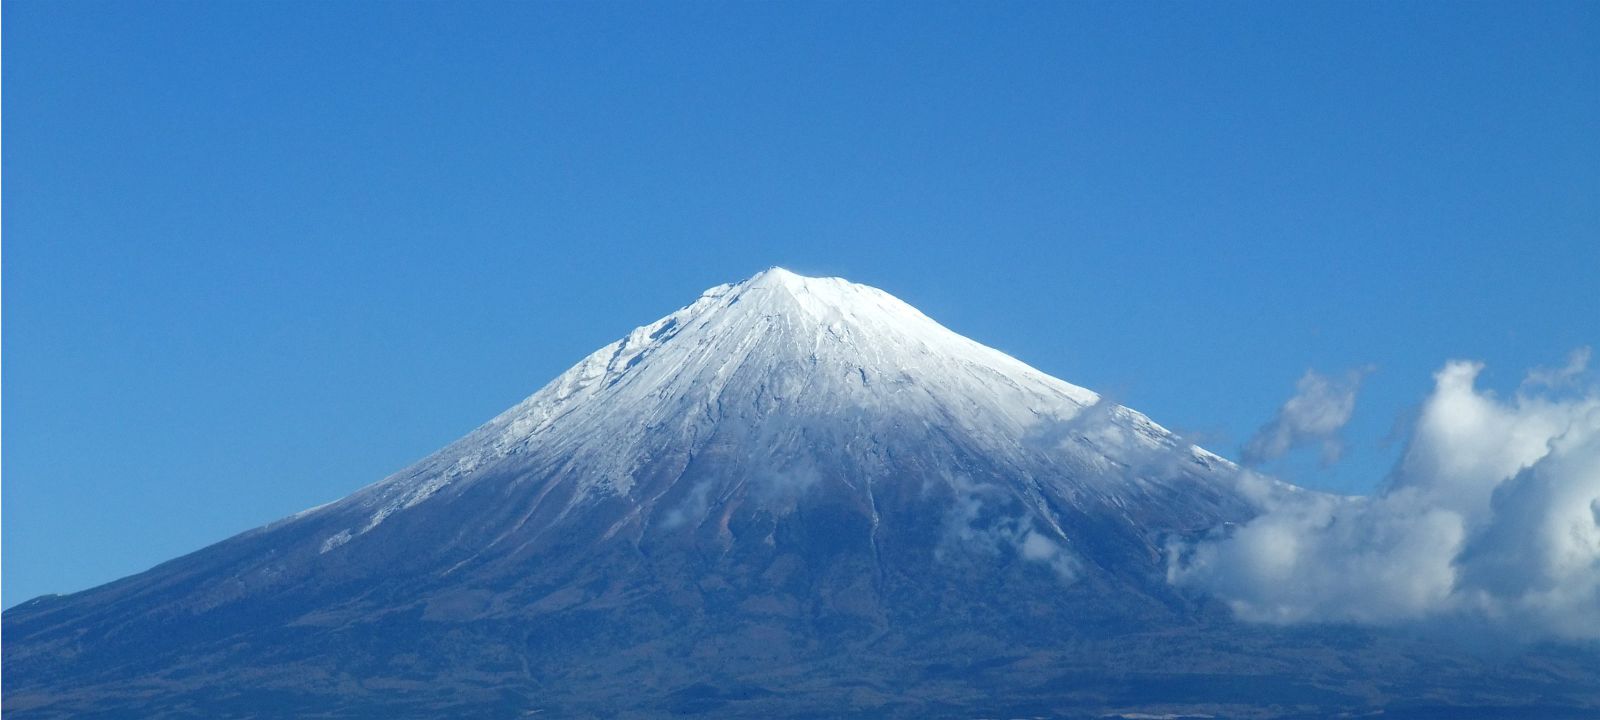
[5,269,1594,719]
[315,267,1238,563]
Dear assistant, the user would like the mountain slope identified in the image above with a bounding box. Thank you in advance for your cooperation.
[6,269,1596,719]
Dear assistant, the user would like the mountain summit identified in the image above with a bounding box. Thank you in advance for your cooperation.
[326,267,1238,564]
[6,270,1592,719]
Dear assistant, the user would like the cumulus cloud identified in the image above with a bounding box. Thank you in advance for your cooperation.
[1241,368,1367,466]
[1169,354,1600,642]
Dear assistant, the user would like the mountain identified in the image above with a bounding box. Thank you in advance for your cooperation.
[6,269,1597,719]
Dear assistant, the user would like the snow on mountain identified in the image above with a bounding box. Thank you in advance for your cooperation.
[316,268,1232,554]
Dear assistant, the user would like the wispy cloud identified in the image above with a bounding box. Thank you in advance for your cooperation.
[937,474,1080,583]
[1170,352,1600,642]
[1242,368,1368,466]
[1523,346,1592,391]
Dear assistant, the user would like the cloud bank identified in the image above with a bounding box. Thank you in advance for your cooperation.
[1169,353,1600,642]
[1241,369,1366,466]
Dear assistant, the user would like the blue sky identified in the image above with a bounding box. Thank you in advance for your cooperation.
[4,1,1596,607]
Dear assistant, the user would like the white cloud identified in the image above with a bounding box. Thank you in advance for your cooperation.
[937,474,1080,582]
[659,480,714,529]
[1242,368,1366,466]
[1524,346,1592,391]
[1169,355,1600,641]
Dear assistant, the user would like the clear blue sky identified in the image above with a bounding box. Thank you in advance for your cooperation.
[4,1,1596,607]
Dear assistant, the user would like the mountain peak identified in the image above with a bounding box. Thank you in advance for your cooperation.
[712,267,911,326]
[744,265,811,286]
[738,265,861,295]
[315,271,1225,547]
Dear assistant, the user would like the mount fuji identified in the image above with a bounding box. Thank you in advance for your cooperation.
[5,269,1596,718]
